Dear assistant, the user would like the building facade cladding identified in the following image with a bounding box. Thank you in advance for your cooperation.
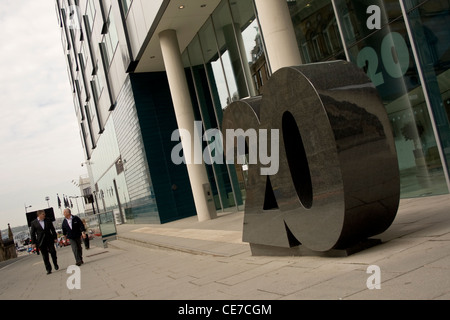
[57,0,450,225]
[110,76,157,223]
[57,0,125,217]
[112,78,151,204]
[177,0,450,199]
[119,0,166,62]
[56,0,197,224]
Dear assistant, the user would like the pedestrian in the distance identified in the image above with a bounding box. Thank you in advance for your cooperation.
[81,218,90,250]
[29,210,59,274]
[62,208,87,266]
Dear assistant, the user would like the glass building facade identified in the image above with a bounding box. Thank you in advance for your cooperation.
[57,0,450,225]
[180,0,450,201]
[181,0,263,211]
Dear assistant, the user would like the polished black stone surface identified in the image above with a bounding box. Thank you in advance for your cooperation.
[222,60,400,254]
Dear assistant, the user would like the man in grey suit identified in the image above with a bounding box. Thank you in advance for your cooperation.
[62,208,87,266]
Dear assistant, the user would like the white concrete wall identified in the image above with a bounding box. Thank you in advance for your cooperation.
[125,0,164,60]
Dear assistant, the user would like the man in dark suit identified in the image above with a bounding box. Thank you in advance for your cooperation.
[30,210,59,274]
[62,208,86,266]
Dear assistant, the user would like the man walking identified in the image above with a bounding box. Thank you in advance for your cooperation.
[30,210,59,274]
[62,208,87,266]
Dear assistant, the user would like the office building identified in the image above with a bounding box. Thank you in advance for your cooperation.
[55,0,450,224]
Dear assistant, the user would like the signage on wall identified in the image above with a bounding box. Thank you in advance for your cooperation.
[367,5,381,30]
[356,32,410,87]
[358,5,410,87]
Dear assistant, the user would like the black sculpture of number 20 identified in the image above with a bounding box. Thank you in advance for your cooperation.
[222,60,400,256]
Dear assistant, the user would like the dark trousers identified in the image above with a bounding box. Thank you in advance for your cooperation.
[70,237,83,264]
[39,242,57,272]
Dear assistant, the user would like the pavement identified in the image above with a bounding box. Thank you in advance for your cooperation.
[1,193,450,302]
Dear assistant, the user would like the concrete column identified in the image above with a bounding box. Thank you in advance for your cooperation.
[159,29,217,222]
[254,0,302,72]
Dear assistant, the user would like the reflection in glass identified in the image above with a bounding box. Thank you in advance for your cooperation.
[188,34,241,211]
[87,118,140,221]
[402,0,450,189]
[187,35,225,210]
[181,0,268,210]
[287,0,346,63]
[221,50,239,103]
[229,0,259,96]
[333,0,448,197]
[98,211,117,238]
[199,18,231,111]
[212,0,251,101]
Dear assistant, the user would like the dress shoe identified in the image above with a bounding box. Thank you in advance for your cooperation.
[47,270,52,275]
[54,264,59,271]
[76,261,82,266]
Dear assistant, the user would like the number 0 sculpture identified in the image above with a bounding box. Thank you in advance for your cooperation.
[222,61,400,255]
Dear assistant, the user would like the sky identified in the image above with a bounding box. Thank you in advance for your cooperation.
[0,0,87,229]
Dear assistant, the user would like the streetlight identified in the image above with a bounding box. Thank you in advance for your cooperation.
[45,196,50,207]
[24,203,32,213]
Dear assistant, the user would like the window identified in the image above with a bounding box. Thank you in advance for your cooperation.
[82,15,97,74]
[74,79,85,120]
[86,0,96,32]
[253,74,259,91]
[66,54,75,92]
[342,14,356,42]
[90,77,105,134]
[312,35,322,59]
[78,51,90,101]
[301,43,311,63]
[80,122,91,160]
[258,69,264,86]
[99,42,117,110]
[287,0,345,63]
[102,11,119,66]
[91,74,103,101]
[85,104,96,148]
[121,0,133,16]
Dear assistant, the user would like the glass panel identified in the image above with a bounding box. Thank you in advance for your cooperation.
[188,26,244,210]
[200,15,245,210]
[191,48,239,209]
[187,36,223,210]
[212,0,249,101]
[180,0,266,210]
[199,18,231,111]
[229,0,258,96]
[121,0,132,15]
[334,0,448,197]
[403,0,450,189]
[182,50,190,68]
[108,12,119,54]
[96,167,126,214]
[89,120,120,184]
[102,9,119,66]
[287,0,346,63]
[86,0,96,33]
[98,211,117,238]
